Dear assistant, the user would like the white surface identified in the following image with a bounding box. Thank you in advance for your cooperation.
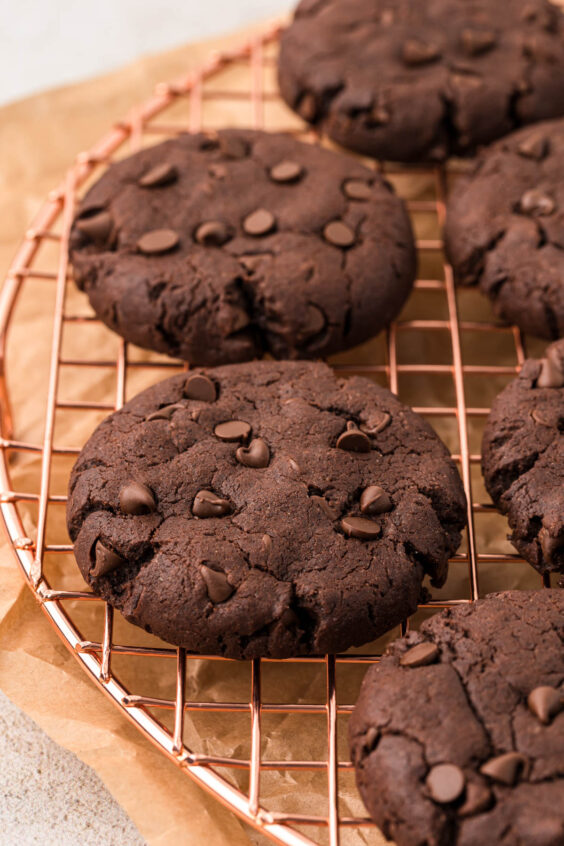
[0,689,145,845]
[1,0,288,106]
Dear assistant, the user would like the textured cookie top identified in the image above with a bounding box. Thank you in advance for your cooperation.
[482,339,564,575]
[446,119,564,340]
[278,0,564,162]
[349,590,564,846]
[67,361,466,659]
[69,129,415,365]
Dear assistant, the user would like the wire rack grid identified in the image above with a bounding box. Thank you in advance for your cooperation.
[0,24,553,846]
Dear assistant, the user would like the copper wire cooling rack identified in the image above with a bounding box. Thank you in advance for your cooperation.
[0,24,554,846]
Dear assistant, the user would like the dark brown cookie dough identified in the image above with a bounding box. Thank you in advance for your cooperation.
[349,590,564,846]
[278,0,564,163]
[69,130,415,365]
[446,119,564,340]
[482,339,564,576]
[66,361,466,660]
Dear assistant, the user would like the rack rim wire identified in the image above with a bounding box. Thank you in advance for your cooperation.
[0,23,550,846]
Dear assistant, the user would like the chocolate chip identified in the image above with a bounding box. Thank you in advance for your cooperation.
[520,189,556,216]
[323,220,356,248]
[299,304,325,340]
[184,373,217,402]
[311,495,337,521]
[139,162,178,188]
[219,136,248,159]
[235,437,270,468]
[527,685,562,724]
[288,458,301,474]
[120,482,156,515]
[362,726,380,753]
[195,220,231,246]
[137,229,179,254]
[531,407,555,426]
[200,565,234,603]
[360,411,391,436]
[92,541,125,578]
[261,533,272,557]
[360,485,393,515]
[457,781,493,818]
[480,752,528,785]
[76,211,113,245]
[146,403,185,421]
[270,160,304,183]
[517,134,549,161]
[243,209,275,236]
[192,490,232,518]
[400,642,439,668]
[341,516,381,539]
[426,764,466,804]
[214,420,251,442]
[537,355,564,388]
[401,39,440,66]
[460,28,497,56]
[343,180,372,201]
[298,92,317,121]
[337,422,371,453]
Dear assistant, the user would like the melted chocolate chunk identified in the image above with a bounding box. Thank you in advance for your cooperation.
[139,162,178,188]
[76,211,113,244]
[243,208,275,236]
[337,422,371,453]
[270,160,304,183]
[480,752,528,786]
[214,420,251,442]
[341,516,381,539]
[119,482,156,515]
[235,437,270,468]
[527,685,562,724]
[195,220,231,246]
[426,763,466,804]
[146,403,185,421]
[200,565,234,603]
[192,490,232,518]
[92,541,125,578]
[399,641,439,668]
[137,229,179,254]
[360,485,393,514]
[184,373,217,402]
[323,220,356,247]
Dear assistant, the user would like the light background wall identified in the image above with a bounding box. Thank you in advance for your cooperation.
[1,0,288,106]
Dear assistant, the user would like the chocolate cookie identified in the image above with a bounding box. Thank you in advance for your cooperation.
[278,0,564,163]
[69,130,415,365]
[350,590,564,846]
[446,119,564,340]
[66,361,466,660]
[482,339,564,576]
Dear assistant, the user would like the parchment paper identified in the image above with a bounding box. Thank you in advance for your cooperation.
[0,11,556,846]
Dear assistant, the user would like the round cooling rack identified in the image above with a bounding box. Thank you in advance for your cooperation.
[0,24,554,846]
